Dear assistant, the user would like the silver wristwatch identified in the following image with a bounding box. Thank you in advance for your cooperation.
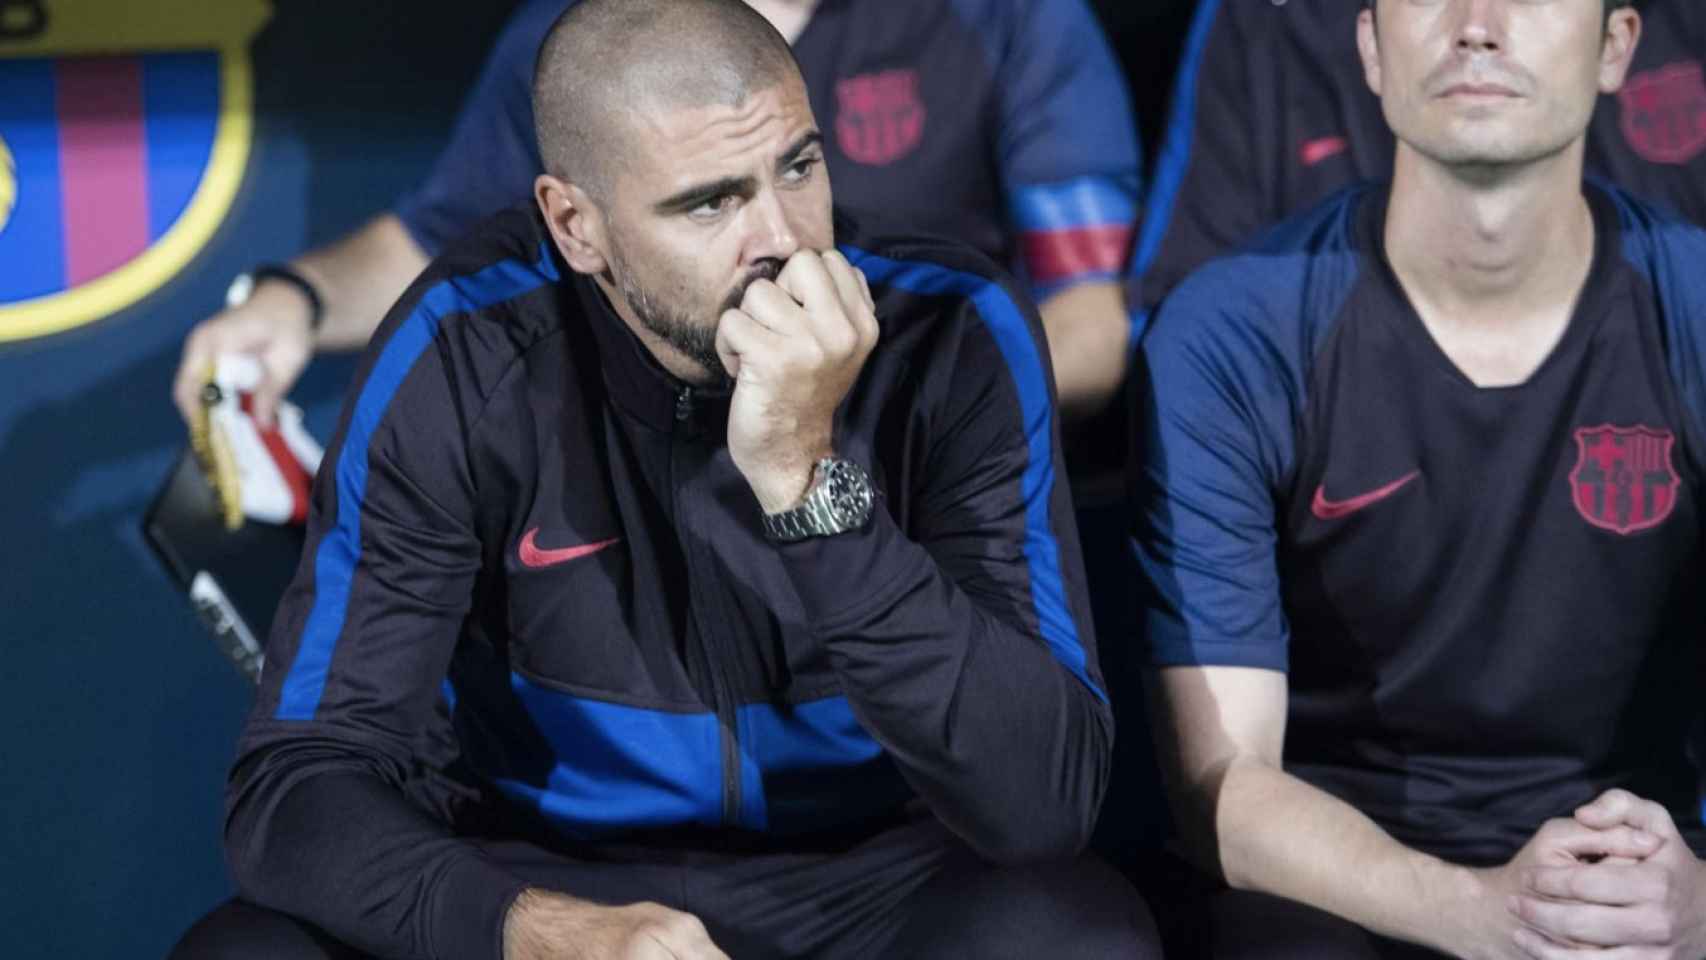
[761,458,875,542]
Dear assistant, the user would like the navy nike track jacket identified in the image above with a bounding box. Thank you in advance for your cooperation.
[223,206,1112,960]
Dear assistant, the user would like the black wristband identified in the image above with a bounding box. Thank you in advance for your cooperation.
[250,263,325,332]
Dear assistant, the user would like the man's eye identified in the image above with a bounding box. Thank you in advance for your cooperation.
[688,195,732,220]
[783,156,819,183]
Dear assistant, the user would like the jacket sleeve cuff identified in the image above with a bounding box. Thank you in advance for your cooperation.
[429,854,529,960]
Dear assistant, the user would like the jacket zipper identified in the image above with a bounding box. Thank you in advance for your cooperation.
[673,385,743,827]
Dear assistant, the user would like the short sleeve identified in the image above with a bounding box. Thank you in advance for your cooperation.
[986,0,1143,299]
[1129,262,1302,671]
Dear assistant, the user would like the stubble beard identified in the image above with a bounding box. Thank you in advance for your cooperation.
[608,231,785,389]
[608,234,730,386]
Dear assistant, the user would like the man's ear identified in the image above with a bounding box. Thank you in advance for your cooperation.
[1356,8,1383,99]
[534,175,610,276]
[1598,7,1642,95]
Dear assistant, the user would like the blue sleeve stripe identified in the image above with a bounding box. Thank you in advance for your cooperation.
[274,242,561,721]
[1008,174,1141,233]
[838,244,1108,705]
[1125,0,1224,344]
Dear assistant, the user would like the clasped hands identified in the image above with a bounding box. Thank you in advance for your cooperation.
[1496,789,1706,959]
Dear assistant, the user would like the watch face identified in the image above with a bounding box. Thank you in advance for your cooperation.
[824,460,873,525]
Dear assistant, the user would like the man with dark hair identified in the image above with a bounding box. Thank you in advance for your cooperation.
[1135,1,1706,958]
[170,1,1159,958]
[1129,0,1701,330]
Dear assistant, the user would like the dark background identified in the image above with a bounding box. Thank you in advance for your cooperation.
[0,1,1196,955]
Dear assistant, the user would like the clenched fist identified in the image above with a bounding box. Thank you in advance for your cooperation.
[503,889,730,960]
[715,248,877,514]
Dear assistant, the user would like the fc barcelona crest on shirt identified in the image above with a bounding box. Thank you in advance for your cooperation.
[1569,425,1681,536]
[834,69,926,167]
[0,0,269,343]
[1618,60,1706,166]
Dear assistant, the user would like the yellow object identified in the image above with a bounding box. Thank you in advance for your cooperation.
[0,135,14,237]
[188,362,243,531]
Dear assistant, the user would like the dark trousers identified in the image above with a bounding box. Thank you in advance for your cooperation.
[1192,890,1450,960]
[171,819,1162,959]
[1141,853,1449,960]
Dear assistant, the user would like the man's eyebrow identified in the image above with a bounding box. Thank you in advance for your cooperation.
[777,131,825,171]
[653,175,757,215]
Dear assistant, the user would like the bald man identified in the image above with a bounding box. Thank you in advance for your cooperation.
[168,2,1159,958]
[172,0,1140,434]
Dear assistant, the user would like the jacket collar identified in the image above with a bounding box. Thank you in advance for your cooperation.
[567,267,731,436]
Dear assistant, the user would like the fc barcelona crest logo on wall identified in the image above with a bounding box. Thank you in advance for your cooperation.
[1569,425,1681,536]
[0,0,269,343]
[835,69,926,167]
[1619,61,1706,166]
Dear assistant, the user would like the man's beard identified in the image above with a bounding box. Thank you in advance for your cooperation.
[617,268,729,384]
[608,236,783,387]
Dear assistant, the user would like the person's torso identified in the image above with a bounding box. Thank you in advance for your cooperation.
[1589,3,1706,228]
[1272,185,1706,864]
[791,0,1014,260]
[425,208,1013,852]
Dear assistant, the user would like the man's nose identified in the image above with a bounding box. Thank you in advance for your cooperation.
[743,188,801,265]
[1453,0,1505,54]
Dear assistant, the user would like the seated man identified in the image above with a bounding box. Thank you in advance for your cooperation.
[172,0,1140,434]
[172,1,1158,958]
[1128,0,1705,328]
[1135,1,1706,957]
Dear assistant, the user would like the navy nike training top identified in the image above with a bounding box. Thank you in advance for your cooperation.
[1134,182,1706,866]
[226,206,1110,960]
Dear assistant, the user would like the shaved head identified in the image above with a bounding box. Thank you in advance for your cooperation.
[533,0,802,201]
[530,0,831,389]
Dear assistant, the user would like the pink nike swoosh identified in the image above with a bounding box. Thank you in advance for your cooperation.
[1301,135,1349,167]
[1311,470,1421,520]
[518,528,621,569]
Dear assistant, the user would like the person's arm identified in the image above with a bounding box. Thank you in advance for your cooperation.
[226,272,719,960]
[1152,667,1496,952]
[1037,273,1130,422]
[389,0,557,260]
[1151,667,1675,959]
[291,214,433,350]
[993,0,1143,422]
[173,0,556,428]
[718,249,1112,863]
[171,214,428,426]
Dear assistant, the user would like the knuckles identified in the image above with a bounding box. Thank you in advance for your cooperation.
[627,906,705,944]
[1631,905,1674,945]
[819,325,859,362]
[1649,868,1674,903]
[786,337,826,373]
